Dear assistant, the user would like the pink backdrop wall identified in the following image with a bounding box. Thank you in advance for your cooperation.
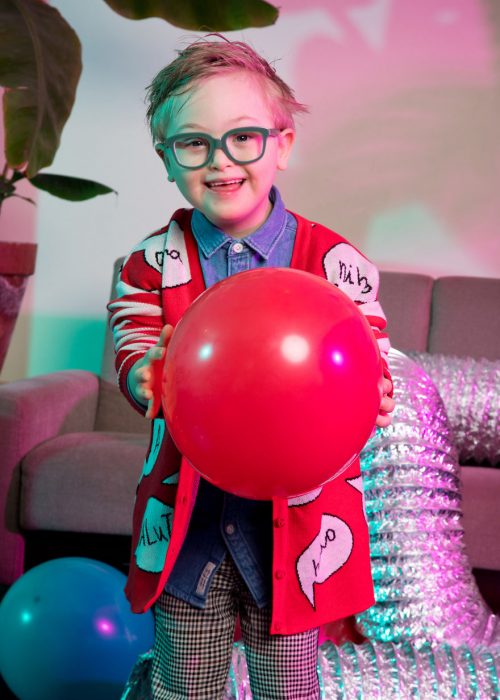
[1,0,499,380]
[280,0,500,276]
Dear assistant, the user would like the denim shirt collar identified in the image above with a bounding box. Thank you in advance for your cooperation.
[191,186,287,261]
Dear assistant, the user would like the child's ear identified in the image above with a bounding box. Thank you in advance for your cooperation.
[276,128,295,171]
[155,145,175,182]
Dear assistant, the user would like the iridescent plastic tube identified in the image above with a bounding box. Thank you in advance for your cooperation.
[225,640,500,699]
[357,349,499,650]
[410,352,500,466]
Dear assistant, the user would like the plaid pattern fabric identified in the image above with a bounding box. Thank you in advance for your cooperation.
[151,556,320,699]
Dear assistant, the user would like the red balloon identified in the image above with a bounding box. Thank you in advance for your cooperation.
[162,268,383,500]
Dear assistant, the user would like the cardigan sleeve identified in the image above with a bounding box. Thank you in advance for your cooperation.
[107,229,167,413]
[358,298,392,386]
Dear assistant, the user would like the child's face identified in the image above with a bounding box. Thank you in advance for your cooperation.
[156,71,295,238]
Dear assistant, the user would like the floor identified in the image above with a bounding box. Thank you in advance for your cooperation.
[1,570,499,699]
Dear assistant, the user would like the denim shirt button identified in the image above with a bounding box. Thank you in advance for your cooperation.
[232,242,244,254]
[225,523,236,535]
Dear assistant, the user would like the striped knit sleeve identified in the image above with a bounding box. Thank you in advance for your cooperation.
[323,241,391,384]
[107,229,167,411]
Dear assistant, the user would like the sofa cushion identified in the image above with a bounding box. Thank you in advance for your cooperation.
[378,271,434,352]
[461,466,500,570]
[95,256,148,433]
[20,432,147,534]
[95,378,149,434]
[429,276,500,360]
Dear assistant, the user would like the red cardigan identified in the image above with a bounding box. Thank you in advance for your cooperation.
[108,208,390,634]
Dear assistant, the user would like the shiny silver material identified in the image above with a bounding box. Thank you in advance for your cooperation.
[357,349,499,650]
[317,640,500,699]
[225,638,500,699]
[410,352,500,466]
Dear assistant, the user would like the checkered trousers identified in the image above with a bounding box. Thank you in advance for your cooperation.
[150,556,320,699]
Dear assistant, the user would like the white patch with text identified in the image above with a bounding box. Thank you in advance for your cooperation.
[323,243,378,302]
[296,514,353,608]
[135,497,174,573]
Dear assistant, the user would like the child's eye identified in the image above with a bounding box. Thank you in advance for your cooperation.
[176,138,207,150]
[234,132,255,143]
[186,139,205,149]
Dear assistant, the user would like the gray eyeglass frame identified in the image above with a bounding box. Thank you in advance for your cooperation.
[157,127,282,170]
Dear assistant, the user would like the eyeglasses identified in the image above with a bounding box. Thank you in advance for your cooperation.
[157,127,282,170]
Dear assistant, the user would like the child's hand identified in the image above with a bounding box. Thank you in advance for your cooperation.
[129,324,174,419]
[375,377,395,428]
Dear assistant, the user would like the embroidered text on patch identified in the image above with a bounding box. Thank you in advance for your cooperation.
[195,562,217,596]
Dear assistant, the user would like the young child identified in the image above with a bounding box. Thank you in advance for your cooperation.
[108,35,394,700]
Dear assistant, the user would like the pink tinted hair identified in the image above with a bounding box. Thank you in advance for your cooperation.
[146,35,308,141]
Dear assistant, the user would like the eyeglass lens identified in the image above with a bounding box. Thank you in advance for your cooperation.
[173,130,266,167]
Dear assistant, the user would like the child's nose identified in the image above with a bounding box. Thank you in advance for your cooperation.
[209,145,233,169]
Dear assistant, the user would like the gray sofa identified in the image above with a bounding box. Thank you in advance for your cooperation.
[1,267,499,594]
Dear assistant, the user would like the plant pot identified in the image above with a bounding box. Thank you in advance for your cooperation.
[0,241,38,374]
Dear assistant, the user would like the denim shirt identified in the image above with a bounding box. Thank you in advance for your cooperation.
[165,187,298,609]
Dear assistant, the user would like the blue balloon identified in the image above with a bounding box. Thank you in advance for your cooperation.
[0,558,154,700]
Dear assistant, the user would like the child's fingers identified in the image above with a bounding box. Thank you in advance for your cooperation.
[134,368,151,394]
[380,394,395,413]
[382,377,393,395]
[145,399,155,420]
[158,324,174,347]
[143,327,173,419]
[375,411,392,428]
[146,345,166,362]
[133,329,173,419]
[145,360,164,418]
[136,366,151,382]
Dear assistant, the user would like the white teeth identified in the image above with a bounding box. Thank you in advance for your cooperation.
[207,179,243,187]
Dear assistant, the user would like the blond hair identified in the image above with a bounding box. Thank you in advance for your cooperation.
[146,35,308,142]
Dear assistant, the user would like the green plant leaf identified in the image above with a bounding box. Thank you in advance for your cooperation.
[102,0,279,30]
[28,173,117,201]
[11,170,27,183]
[0,0,82,177]
[12,193,36,205]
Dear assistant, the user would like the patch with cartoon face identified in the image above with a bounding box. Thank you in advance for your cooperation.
[346,475,368,523]
[122,232,165,276]
[162,220,191,288]
[296,514,354,608]
[139,419,165,483]
[323,243,378,303]
[288,487,323,507]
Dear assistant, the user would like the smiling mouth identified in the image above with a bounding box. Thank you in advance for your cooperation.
[206,179,245,190]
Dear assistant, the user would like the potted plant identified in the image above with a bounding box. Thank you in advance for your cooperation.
[0,0,278,373]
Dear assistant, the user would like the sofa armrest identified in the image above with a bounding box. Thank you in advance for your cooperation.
[0,370,99,584]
